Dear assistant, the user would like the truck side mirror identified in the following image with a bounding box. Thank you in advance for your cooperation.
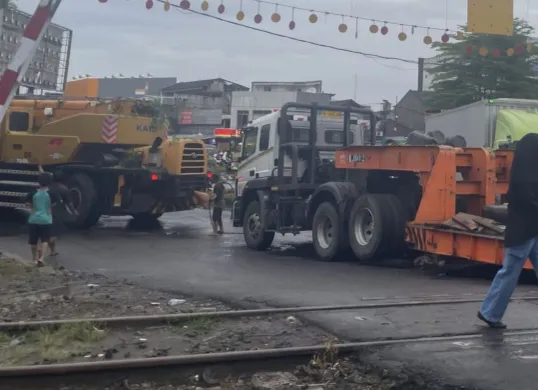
[274,158,278,166]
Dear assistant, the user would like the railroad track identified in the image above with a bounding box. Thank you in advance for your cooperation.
[2,295,538,389]
[1,294,538,332]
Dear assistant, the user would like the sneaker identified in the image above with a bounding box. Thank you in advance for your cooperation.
[477,311,507,329]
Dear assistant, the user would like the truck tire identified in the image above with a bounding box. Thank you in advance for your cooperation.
[243,201,274,250]
[348,194,396,261]
[81,205,103,229]
[385,195,408,254]
[312,201,346,262]
[65,173,97,229]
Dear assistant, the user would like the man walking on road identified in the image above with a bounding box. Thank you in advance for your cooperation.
[479,133,538,328]
[37,166,77,256]
[24,173,59,266]
[211,174,225,235]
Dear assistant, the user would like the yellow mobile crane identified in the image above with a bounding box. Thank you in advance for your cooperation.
[0,97,209,228]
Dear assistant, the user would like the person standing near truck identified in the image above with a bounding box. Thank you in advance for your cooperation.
[24,173,59,266]
[478,133,538,328]
[211,174,225,235]
[37,166,77,256]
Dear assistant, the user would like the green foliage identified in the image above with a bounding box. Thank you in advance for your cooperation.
[428,19,538,110]
[130,99,169,131]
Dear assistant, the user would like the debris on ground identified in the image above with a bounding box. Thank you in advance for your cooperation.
[0,255,463,390]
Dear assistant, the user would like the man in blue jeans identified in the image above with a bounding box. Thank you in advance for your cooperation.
[479,133,538,328]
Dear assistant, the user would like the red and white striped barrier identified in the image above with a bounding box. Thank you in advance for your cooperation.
[0,0,63,124]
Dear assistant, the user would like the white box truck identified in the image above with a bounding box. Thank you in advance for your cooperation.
[425,98,538,148]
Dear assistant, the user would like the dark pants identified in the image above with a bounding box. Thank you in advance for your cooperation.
[28,224,51,245]
[212,207,223,226]
[51,209,66,238]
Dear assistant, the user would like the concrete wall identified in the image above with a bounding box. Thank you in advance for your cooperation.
[251,81,323,93]
[97,77,176,98]
[231,91,296,128]
[296,92,332,105]
[64,78,99,98]
[230,90,333,128]
[64,77,176,99]
[395,92,426,132]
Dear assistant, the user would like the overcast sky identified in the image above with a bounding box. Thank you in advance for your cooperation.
[15,0,538,109]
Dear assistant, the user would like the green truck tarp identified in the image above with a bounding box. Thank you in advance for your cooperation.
[495,109,538,149]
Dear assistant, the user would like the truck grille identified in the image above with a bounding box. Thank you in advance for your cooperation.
[181,143,205,174]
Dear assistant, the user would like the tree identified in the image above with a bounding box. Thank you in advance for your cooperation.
[427,19,538,110]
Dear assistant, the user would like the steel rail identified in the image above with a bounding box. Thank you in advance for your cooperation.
[1,296,538,331]
[2,328,538,377]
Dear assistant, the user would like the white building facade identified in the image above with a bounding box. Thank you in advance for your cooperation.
[230,81,333,128]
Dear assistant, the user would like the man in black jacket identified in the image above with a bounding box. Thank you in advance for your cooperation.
[478,133,538,328]
[211,174,225,235]
[37,166,77,256]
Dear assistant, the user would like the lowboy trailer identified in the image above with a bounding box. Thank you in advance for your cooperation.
[233,102,522,269]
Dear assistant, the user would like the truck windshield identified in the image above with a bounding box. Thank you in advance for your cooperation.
[242,127,258,159]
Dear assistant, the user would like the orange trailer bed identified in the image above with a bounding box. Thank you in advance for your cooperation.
[334,145,532,269]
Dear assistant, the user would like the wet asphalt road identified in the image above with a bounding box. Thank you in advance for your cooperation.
[3,210,538,388]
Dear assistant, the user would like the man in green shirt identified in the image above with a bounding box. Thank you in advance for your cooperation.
[24,173,60,266]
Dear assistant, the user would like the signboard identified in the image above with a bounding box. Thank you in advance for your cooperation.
[321,111,342,119]
[179,111,192,124]
[467,0,513,36]
[214,128,241,138]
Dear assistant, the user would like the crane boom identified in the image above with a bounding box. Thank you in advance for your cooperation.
[0,0,63,124]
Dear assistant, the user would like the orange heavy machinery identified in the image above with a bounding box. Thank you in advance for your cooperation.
[233,102,519,268]
[334,145,522,268]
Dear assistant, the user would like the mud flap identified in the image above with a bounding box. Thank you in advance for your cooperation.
[126,194,156,214]
[232,199,242,226]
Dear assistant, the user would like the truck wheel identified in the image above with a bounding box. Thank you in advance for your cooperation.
[243,201,274,250]
[385,195,408,255]
[348,194,394,261]
[312,201,345,262]
[65,173,97,229]
[80,205,102,229]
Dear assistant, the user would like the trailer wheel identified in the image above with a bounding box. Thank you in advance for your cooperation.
[65,173,97,229]
[243,201,274,250]
[312,201,345,262]
[385,195,408,255]
[349,194,395,261]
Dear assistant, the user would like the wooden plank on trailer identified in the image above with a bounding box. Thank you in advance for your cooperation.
[452,213,480,232]
[473,216,505,235]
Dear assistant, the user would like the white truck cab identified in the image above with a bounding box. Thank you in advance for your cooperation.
[235,107,368,197]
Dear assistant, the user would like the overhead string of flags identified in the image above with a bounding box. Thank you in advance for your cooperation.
[97,0,534,57]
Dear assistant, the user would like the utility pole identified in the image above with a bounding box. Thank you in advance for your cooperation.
[417,58,424,92]
[353,73,357,101]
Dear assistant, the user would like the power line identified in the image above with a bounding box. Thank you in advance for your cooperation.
[156,1,421,65]
[153,1,527,69]
[249,0,453,33]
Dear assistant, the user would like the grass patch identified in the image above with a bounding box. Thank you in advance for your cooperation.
[186,317,217,331]
[0,322,106,365]
[0,332,11,345]
[0,259,29,277]
[168,317,218,333]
